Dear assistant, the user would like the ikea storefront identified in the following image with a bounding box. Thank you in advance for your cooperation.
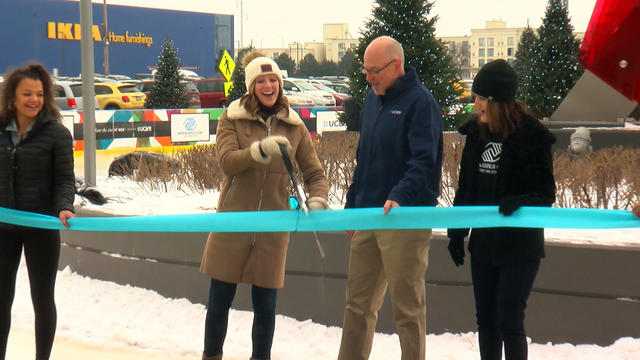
[0,0,233,78]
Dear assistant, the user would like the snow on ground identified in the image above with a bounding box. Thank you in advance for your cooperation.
[12,174,630,359]
[11,261,640,360]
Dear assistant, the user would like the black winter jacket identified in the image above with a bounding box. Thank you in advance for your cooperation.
[447,115,556,264]
[0,111,75,226]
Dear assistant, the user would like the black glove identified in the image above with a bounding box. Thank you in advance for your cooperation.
[499,195,522,216]
[447,237,465,266]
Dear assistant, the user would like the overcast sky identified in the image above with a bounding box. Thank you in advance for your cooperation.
[87,0,598,48]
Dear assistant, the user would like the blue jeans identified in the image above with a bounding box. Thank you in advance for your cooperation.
[471,258,540,360]
[204,279,277,360]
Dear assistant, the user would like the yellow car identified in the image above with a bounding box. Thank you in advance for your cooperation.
[93,82,146,110]
[458,79,473,102]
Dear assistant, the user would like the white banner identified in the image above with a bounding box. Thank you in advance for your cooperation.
[316,111,346,134]
[170,113,210,142]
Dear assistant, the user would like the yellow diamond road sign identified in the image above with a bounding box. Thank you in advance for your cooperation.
[218,50,235,82]
[224,82,233,97]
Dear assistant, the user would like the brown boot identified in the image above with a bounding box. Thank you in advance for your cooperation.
[202,353,222,360]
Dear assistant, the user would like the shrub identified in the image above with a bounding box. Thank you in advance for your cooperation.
[121,133,640,210]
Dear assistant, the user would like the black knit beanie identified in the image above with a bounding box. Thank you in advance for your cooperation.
[472,59,518,102]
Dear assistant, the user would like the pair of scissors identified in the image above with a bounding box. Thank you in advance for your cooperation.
[279,144,326,258]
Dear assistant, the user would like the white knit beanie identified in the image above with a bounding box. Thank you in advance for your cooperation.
[244,56,283,93]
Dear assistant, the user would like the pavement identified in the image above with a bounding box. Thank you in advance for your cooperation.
[6,327,200,360]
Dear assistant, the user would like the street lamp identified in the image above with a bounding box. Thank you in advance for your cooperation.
[102,0,109,75]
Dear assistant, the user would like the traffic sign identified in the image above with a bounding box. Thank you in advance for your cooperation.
[224,81,233,97]
[218,50,235,82]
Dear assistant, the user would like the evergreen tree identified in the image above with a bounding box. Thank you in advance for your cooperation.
[338,49,356,77]
[228,46,255,102]
[145,38,188,109]
[274,53,297,78]
[528,0,583,118]
[344,0,461,129]
[513,27,538,102]
[317,60,340,76]
[297,54,320,77]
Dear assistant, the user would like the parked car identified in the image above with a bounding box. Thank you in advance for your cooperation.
[457,79,473,102]
[134,80,201,108]
[283,78,335,106]
[54,80,99,110]
[283,89,314,107]
[194,78,228,108]
[325,82,350,95]
[70,83,146,110]
[308,81,350,106]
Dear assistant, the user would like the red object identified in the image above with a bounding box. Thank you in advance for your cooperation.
[122,95,131,103]
[579,0,640,103]
[67,98,77,109]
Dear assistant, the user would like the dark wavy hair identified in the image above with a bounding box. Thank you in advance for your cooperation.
[0,62,60,126]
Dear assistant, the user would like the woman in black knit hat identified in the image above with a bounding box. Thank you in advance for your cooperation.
[446,59,556,360]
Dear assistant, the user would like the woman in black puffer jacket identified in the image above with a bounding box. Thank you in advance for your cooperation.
[0,63,75,360]
[447,59,556,360]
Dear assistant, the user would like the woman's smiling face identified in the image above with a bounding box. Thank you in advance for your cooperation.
[14,77,44,121]
[254,74,280,107]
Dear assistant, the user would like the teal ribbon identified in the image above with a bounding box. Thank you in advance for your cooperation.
[1,206,638,232]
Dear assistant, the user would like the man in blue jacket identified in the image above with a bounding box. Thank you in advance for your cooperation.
[338,36,443,360]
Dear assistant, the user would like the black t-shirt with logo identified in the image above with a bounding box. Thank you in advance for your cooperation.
[475,140,502,205]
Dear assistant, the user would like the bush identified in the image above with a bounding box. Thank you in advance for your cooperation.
[122,133,640,210]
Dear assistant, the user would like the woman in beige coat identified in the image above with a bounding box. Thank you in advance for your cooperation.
[200,52,329,360]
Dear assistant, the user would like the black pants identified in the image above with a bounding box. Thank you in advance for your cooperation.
[204,278,277,360]
[0,228,60,360]
[471,257,540,360]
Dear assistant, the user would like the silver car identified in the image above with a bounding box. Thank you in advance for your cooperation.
[54,80,98,111]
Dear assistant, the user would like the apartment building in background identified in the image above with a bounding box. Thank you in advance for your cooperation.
[242,23,357,65]
[250,20,584,82]
[442,20,585,80]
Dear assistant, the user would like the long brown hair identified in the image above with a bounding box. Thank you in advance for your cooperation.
[239,82,290,119]
[0,63,60,126]
[479,99,531,141]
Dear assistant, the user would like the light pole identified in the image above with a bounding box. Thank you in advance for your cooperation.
[102,0,109,75]
[239,0,243,49]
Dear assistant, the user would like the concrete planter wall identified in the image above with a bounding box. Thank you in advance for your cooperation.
[59,209,640,346]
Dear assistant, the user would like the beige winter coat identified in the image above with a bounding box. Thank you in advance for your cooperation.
[200,100,329,289]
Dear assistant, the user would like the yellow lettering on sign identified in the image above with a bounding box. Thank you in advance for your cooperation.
[92,25,102,42]
[47,22,56,39]
[47,21,148,46]
[57,23,73,40]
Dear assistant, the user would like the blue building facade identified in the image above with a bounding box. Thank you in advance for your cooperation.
[0,0,233,78]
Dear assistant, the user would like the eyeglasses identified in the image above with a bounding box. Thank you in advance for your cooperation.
[360,60,396,76]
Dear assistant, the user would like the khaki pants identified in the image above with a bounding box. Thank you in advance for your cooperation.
[338,229,432,360]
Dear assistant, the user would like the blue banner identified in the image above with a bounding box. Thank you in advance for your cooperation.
[1,206,638,232]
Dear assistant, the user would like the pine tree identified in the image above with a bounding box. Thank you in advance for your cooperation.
[338,49,356,77]
[344,0,460,129]
[228,46,255,102]
[145,38,188,109]
[297,54,320,77]
[274,53,296,78]
[528,0,583,118]
[513,27,538,102]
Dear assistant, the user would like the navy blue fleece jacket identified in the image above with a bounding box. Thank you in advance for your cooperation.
[345,66,443,208]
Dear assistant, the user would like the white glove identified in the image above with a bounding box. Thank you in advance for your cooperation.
[260,135,291,158]
[307,197,329,210]
[250,135,291,164]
